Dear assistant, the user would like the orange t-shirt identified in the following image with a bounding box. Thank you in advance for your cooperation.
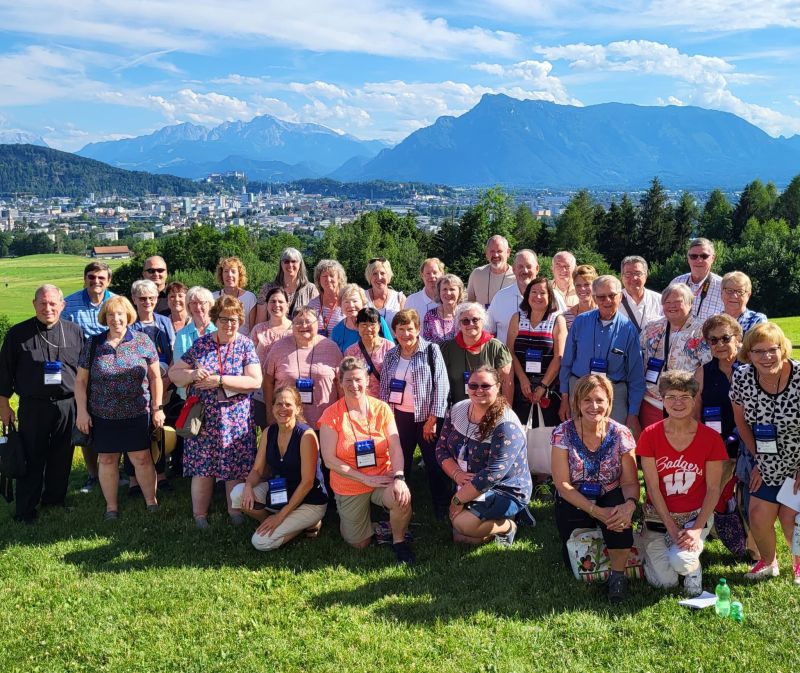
[318,397,394,496]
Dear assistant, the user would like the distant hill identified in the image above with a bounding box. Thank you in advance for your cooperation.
[0,144,212,197]
[340,95,800,188]
[0,130,49,147]
[78,115,388,178]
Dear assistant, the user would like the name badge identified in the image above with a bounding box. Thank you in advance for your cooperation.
[525,349,543,374]
[296,377,314,404]
[645,357,664,384]
[703,406,722,434]
[268,477,288,506]
[754,423,778,454]
[388,378,406,405]
[578,481,602,501]
[44,360,63,385]
[590,358,608,376]
[463,371,471,395]
[457,443,469,473]
[355,439,377,468]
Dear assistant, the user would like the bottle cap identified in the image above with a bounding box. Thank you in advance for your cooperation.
[719,578,727,584]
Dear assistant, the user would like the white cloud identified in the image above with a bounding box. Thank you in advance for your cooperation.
[471,60,581,105]
[145,89,261,125]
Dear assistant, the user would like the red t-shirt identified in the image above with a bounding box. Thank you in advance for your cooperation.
[637,421,728,513]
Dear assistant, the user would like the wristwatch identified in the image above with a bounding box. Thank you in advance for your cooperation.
[393,474,406,481]
[218,375,224,389]
[152,404,165,411]
[451,494,463,506]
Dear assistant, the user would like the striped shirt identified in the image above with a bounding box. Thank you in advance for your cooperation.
[512,309,560,387]
[63,288,115,338]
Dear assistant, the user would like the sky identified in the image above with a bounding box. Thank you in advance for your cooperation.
[0,1,798,151]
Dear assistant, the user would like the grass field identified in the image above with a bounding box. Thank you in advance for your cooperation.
[0,254,126,323]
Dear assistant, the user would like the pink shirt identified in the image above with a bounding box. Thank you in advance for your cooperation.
[265,335,342,426]
[249,321,292,371]
[344,338,394,398]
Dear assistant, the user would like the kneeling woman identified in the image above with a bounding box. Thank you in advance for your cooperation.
[436,366,531,546]
[319,357,414,564]
[638,370,726,596]
[550,374,639,603]
[231,386,327,550]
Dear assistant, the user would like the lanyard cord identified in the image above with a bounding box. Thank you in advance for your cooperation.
[294,338,317,379]
[346,399,373,444]
[214,334,233,376]
[754,364,786,426]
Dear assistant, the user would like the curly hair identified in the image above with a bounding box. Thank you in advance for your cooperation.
[215,256,248,289]
[469,366,510,441]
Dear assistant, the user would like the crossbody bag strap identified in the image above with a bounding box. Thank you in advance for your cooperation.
[358,340,380,382]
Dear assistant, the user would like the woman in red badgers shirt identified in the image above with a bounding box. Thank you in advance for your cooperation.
[637,370,727,597]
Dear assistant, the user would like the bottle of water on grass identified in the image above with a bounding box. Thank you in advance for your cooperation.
[714,578,730,617]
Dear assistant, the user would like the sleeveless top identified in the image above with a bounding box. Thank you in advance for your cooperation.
[700,358,738,451]
[513,310,559,383]
[266,422,328,507]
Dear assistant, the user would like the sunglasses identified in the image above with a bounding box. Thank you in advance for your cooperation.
[369,257,387,264]
[593,293,618,301]
[687,253,711,261]
[467,382,496,391]
[145,267,166,274]
[707,334,735,345]
[460,317,482,326]
[86,274,108,281]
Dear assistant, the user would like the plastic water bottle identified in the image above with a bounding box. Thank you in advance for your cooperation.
[715,578,731,617]
[792,514,800,556]
[730,601,744,624]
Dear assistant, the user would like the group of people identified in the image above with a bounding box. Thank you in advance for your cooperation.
[1,235,799,602]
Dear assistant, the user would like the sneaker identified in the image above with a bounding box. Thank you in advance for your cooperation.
[392,541,415,565]
[683,568,703,597]
[146,503,160,514]
[607,571,629,604]
[103,510,119,521]
[194,515,210,529]
[793,563,800,586]
[744,559,779,580]
[79,476,98,494]
[495,520,517,548]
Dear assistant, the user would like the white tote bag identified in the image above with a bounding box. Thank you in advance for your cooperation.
[526,404,553,475]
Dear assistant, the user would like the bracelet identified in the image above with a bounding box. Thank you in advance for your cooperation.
[453,469,463,480]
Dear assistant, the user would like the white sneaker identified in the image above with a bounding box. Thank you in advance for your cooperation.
[744,559,779,580]
[683,568,703,597]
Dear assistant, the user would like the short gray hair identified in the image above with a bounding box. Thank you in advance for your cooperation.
[338,283,367,306]
[486,235,509,250]
[553,251,577,267]
[661,282,694,306]
[688,238,714,254]
[515,249,539,266]
[454,302,487,324]
[186,286,214,305]
[621,256,649,275]
[35,284,64,302]
[131,279,158,298]
[592,275,621,294]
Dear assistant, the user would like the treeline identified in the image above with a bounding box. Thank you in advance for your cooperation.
[107,176,800,317]
[248,178,456,200]
[0,144,217,198]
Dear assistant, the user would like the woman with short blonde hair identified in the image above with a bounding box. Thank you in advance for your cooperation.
[213,256,258,334]
[365,258,406,325]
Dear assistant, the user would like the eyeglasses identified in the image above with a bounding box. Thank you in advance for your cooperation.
[707,334,735,345]
[687,253,711,261]
[663,394,694,403]
[723,288,747,298]
[593,293,618,301]
[622,271,644,278]
[460,317,482,326]
[86,274,108,281]
[281,258,299,264]
[136,296,157,303]
[369,257,387,264]
[294,320,316,328]
[750,346,781,357]
[144,267,166,274]
[217,316,239,325]
[467,382,496,391]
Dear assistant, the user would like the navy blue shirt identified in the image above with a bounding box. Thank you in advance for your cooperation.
[266,422,328,507]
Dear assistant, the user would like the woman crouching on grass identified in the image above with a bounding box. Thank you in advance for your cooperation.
[230,385,327,551]
[436,366,531,547]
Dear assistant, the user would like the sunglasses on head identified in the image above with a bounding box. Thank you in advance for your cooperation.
[688,253,711,261]
[708,334,734,345]
[460,317,481,326]
[467,382,495,391]
[369,257,387,264]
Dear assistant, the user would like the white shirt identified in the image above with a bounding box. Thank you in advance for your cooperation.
[404,289,439,323]
[619,288,663,332]
[486,283,524,346]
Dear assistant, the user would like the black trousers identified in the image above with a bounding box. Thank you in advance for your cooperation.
[393,410,452,511]
[15,396,76,520]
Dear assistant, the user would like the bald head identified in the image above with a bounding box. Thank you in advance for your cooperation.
[513,249,539,290]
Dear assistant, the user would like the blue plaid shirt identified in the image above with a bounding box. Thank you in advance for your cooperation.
[738,309,767,334]
[379,337,449,422]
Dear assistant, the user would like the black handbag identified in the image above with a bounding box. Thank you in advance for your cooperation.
[0,420,27,479]
[72,335,98,447]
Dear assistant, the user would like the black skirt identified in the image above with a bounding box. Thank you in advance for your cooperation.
[92,414,150,454]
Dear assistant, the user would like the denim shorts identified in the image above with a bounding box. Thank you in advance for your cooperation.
[466,491,524,521]
[750,481,782,504]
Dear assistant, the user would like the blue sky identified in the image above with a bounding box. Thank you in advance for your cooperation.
[0,1,798,151]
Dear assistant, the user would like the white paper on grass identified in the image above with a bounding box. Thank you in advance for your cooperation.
[678,591,717,609]
[776,477,800,512]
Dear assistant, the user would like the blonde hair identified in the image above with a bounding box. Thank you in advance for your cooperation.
[365,258,394,285]
[99,295,137,326]
[722,271,752,294]
[338,283,367,306]
[215,256,248,289]
[740,322,792,364]
[570,375,614,419]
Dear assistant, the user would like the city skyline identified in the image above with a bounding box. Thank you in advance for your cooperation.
[0,0,798,151]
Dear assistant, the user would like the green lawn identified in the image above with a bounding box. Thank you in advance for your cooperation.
[0,254,126,323]
[1,462,799,673]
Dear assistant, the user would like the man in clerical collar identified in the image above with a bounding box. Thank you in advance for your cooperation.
[559,275,644,436]
[670,238,724,321]
[143,255,170,316]
[466,235,516,308]
[0,285,84,524]
[619,255,663,333]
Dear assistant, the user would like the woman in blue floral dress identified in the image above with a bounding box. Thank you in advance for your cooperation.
[170,295,262,527]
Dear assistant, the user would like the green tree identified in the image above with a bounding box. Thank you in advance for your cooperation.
[513,203,542,252]
[554,190,596,251]
[638,177,675,263]
[674,191,699,249]
[731,179,778,241]
[699,189,733,241]
[775,174,800,229]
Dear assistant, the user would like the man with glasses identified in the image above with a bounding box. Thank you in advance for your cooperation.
[485,249,539,344]
[143,256,170,316]
[559,275,644,436]
[63,262,116,493]
[466,235,515,308]
[618,256,662,333]
[670,238,723,321]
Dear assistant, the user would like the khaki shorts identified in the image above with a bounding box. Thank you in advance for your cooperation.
[335,488,388,544]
